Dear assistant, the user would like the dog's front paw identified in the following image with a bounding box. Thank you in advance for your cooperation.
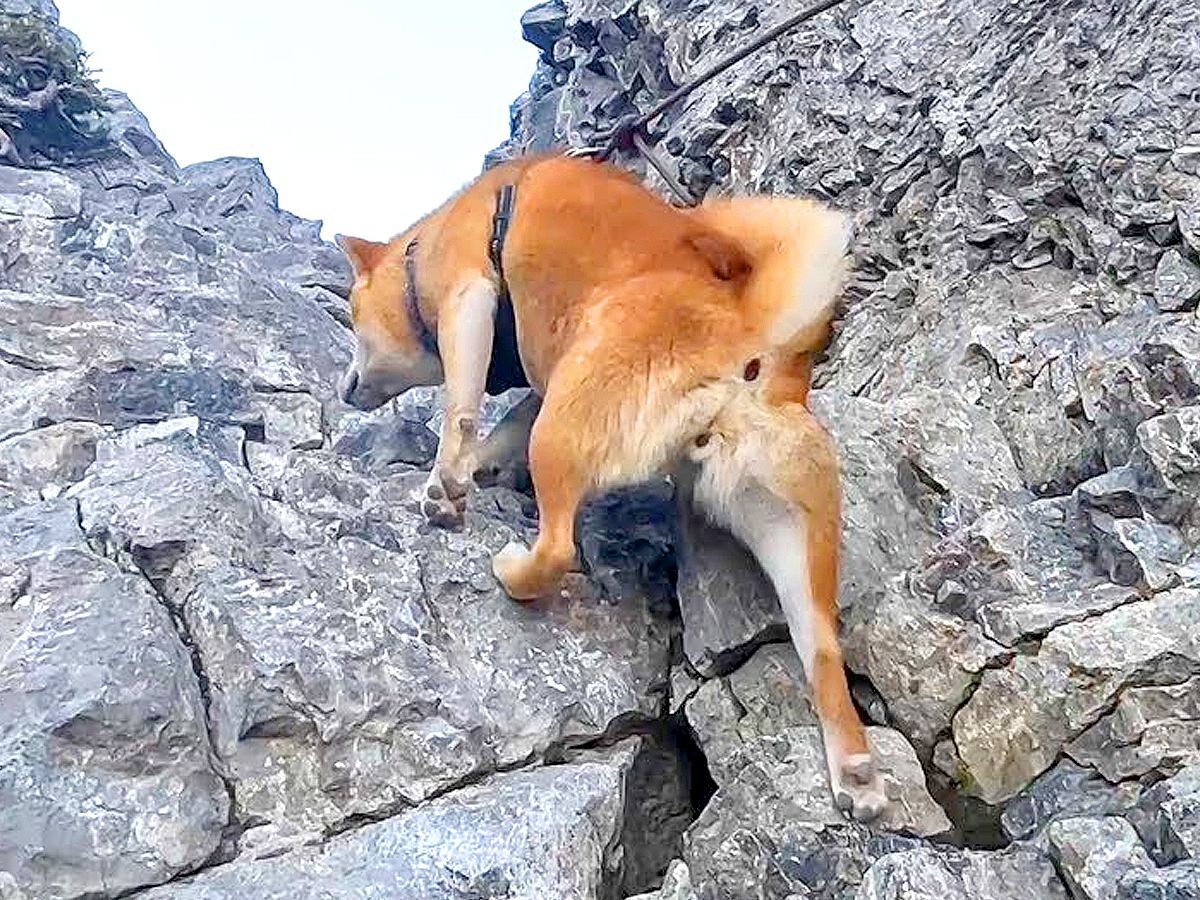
[417,469,467,529]
[830,752,889,824]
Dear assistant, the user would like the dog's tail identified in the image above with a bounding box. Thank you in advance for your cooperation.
[689,195,851,353]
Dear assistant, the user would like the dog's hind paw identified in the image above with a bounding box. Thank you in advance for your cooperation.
[830,753,889,824]
[492,541,535,600]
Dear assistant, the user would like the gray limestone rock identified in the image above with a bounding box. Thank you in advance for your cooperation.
[1002,760,1144,844]
[1131,766,1200,866]
[628,860,696,900]
[1047,817,1154,900]
[1155,250,1200,312]
[0,168,80,218]
[139,750,637,900]
[1118,863,1200,900]
[71,423,672,847]
[4,0,1200,895]
[0,421,104,505]
[954,590,1200,804]
[681,644,953,899]
[0,502,228,899]
[1067,678,1200,782]
[910,499,1135,648]
[685,643,950,839]
[856,846,1069,900]
[1131,408,1200,528]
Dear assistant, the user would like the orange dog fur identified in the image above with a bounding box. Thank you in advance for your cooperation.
[335,153,886,820]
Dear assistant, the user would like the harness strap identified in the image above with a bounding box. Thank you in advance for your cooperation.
[402,187,529,394]
[490,184,516,279]
[485,183,529,394]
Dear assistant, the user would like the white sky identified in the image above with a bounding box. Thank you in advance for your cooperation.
[54,1,539,241]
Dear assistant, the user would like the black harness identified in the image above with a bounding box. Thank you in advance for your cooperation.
[403,184,529,395]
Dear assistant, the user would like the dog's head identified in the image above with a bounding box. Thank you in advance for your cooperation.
[335,234,443,410]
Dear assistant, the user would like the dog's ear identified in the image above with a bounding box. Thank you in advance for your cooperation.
[336,234,388,276]
[683,229,752,282]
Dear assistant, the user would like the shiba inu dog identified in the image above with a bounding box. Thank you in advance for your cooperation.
[335,153,887,820]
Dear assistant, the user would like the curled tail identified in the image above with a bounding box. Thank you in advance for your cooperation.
[688,195,851,352]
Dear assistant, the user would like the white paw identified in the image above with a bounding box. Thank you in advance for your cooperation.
[417,469,466,529]
[830,752,889,824]
[492,541,529,578]
[492,541,535,598]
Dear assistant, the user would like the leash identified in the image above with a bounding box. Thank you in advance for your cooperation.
[568,0,853,205]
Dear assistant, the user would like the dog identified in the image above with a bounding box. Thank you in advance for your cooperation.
[334,153,887,820]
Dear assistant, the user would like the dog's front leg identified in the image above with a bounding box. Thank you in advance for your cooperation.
[419,277,497,528]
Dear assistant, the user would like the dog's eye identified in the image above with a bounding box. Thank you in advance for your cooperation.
[743,358,761,381]
[695,433,710,448]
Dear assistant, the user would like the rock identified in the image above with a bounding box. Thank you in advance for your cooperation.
[1047,816,1153,900]
[856,845,1069,900]
[0,168,81,219]
[0,501,228,899]
[1066,677,1200,783]
[71,423,672,845]
[0,421,104,505]
[627,859,695,900]
[1131,765,1200,865]
[685,643,950,838]
[258,391,324,450]
[1085,513,1190,591]
[954,590,1200,804]
[1155,250,1200,312]
[521,0,567,56]
[681,643,956,898]
[0,0,60,17]
[616,735,696,896]
[912,499,1136,648]
[1118,861,1200,899]
[1131,408,1200,527]
[1002,760,1143,844]
[331,404,438,471]
[853,588,1010,753]
[139,749,637,900]
[1076,467,1145,519]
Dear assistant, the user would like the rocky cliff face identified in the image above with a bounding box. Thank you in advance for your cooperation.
[500,0,1200,897]
[1,0,1199,898]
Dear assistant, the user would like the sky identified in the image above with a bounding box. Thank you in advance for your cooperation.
[54,1,540,241]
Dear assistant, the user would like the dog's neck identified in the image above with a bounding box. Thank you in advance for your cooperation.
[403,238,440,359]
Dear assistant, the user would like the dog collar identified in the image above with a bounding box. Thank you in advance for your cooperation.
[403,239,440,359]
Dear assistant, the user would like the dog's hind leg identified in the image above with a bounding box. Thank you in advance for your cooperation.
[491,388,588,599]
[419,276,498,527]
[692,410,887,822]
[492,346,685,600]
